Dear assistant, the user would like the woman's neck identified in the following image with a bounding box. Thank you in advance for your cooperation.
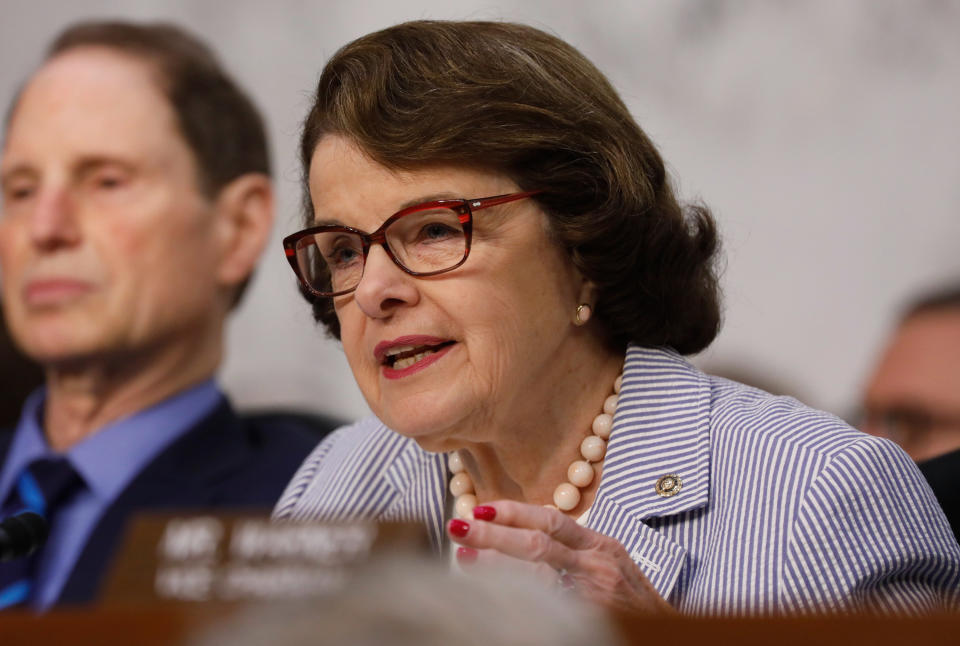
[452,342,623,515]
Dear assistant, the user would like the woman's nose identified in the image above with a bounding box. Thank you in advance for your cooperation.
[352,244,419,318]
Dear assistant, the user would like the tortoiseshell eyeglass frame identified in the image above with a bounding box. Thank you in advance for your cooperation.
[282,190,542,298]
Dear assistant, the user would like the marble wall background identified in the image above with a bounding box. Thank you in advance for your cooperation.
[2,0,958,422]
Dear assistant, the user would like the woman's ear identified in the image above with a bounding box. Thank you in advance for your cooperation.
[212,173,274,291]
[577,279,598,309]
[573,280,599,326]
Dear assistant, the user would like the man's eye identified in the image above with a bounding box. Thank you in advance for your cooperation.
[95,174,125,189]
[3,184,36,202]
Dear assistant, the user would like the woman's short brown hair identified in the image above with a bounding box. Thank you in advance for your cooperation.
[300,20,722,355]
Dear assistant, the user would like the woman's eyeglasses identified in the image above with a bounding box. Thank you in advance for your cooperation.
[283,191,540,297]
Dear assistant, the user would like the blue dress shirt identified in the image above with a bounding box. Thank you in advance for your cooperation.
[0,380,221,610]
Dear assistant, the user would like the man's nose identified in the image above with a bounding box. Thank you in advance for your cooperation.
[352,244,420,319]
[29,187,81,250]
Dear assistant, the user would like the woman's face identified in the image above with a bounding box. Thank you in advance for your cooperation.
[308,136,588,449]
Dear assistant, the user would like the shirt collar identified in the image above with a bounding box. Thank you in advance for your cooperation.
[0,381,222,505]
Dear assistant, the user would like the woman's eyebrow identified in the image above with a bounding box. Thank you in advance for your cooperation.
[312,217,346,226]
[312,192,466,226]
[396,192,461,209]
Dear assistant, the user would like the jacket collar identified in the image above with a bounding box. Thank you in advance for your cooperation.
[381,441,448,552]
[595,345,712,521]
[58,398,253,604]
[586,345,713,598]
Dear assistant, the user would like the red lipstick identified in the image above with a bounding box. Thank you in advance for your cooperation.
[375,335,456,380]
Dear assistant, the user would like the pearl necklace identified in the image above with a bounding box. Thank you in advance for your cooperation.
[448,372,623,519]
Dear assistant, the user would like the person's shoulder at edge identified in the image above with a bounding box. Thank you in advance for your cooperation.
[703,371,945,517]
[240,408,343,454]
[706,371,960,611]
[272,416,408,519]
[707,372,884,457]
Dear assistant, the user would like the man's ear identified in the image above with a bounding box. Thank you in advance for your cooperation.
[212,173,274,289]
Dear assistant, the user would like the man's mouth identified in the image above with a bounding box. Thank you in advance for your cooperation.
[381,341,455,370]
[23,278,96,307]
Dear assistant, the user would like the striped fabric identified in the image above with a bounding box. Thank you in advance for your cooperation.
[274,345,960,614]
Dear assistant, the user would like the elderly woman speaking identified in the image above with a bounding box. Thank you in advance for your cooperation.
[275,21,960,614]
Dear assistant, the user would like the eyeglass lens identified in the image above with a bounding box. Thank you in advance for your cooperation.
[294,206,468,295]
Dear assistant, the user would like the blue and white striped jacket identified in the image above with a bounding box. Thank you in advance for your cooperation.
[275,346,960,614]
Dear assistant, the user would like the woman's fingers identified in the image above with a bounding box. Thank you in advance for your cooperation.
[448,515,580,572]
[471,500,598,549]
[447,501,675,614]
[454,544,561,587]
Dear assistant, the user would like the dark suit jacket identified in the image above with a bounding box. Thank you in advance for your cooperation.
[0,398,336,606]
[919,447,960,544]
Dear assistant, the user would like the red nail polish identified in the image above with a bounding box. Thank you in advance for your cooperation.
[473,505,496,521]
[456,546,478,564]
[448,518,470,538]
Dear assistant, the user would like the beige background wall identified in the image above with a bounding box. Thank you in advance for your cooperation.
[2,0,958,423]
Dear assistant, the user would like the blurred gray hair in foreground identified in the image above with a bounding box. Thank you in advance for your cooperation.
[191,557,622,646]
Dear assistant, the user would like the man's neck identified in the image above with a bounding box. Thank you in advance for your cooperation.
[41,337,221,452]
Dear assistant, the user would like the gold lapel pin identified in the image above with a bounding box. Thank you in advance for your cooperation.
[654,474,682,498]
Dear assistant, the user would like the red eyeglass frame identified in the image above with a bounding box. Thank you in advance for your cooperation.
[283,190,542,297]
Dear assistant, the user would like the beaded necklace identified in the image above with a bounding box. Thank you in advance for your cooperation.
[448,372,623,518]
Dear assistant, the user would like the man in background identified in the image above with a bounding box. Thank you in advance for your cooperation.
[860,284,960,540]
[0,21,324,609]
[0,303,43,427]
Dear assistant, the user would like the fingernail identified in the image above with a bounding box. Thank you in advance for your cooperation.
[472,505,496,521]
[448,518,470,538]
[456,546,478,564]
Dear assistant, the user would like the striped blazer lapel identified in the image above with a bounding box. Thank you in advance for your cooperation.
[380,444,448,552]
[588,345,712,599]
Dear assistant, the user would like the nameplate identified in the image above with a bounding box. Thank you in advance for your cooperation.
[101,513,429,604]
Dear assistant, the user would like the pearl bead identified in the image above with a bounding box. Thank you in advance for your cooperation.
[581,435,606,462]
[449,472,474,497]
[553,483,581,511]
[592,413,613,439]
[603,394,617,415]
[567,460,594,487]
[455,493,477,519]
[448,371,622,521]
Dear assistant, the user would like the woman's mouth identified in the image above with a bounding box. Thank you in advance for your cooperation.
[382,341,455,369]
[375,337,456,379]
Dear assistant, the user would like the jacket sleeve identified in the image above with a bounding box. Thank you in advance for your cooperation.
[272,428,345,520]
[782,435,960,614]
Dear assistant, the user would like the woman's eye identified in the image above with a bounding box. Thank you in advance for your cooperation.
[419,222,458,240]
[328,246,360,266]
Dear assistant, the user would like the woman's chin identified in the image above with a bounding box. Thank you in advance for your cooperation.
[376,407,463,453]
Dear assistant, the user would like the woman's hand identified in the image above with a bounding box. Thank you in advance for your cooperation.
[447,500,674,614]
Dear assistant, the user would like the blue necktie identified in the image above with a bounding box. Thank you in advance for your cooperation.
[0,457,84,609]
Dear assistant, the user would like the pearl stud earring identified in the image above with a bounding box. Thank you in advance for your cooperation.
[574,304,592,326]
